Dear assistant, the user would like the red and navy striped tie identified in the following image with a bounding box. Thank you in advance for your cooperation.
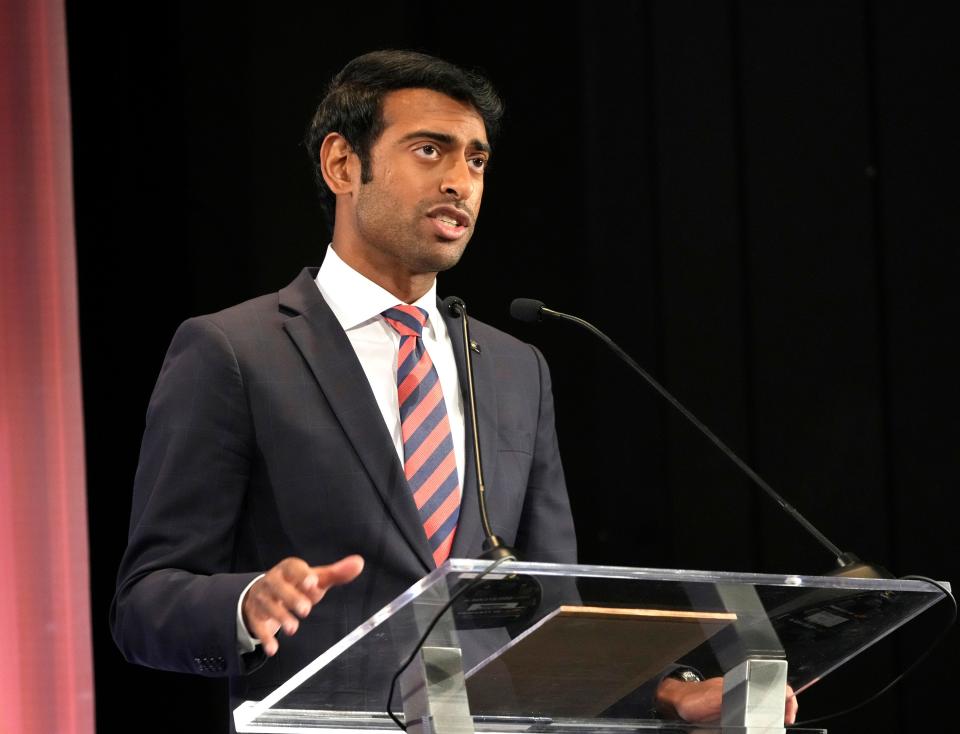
[382,305,460,566]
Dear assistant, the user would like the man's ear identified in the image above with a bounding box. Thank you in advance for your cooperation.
[319,132,359,196]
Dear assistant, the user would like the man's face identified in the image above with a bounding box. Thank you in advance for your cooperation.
[349,88,490,278]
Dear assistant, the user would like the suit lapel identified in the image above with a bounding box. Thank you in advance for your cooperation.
[279,269,434,574]
[443,303,499,560]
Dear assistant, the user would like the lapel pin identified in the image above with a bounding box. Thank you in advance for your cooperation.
[470,340,481,354]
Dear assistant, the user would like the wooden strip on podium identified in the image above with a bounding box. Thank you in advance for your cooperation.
[465,605,736,718]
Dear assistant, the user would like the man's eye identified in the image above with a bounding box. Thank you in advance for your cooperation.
[417,144,438,157]
[470,157,488,171]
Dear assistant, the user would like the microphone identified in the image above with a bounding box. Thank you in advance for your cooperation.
[443,297,543,632]
[510,297,890,579]
[443,296,516,562]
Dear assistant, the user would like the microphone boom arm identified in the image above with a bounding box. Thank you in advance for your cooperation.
[536,305,855,569]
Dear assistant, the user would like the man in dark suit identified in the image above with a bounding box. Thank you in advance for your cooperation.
[110,49,578,720]
[110,49,793,728]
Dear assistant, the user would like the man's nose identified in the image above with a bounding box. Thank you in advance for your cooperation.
[439,156,475,200]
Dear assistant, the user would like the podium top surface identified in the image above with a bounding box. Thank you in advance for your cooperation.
[432,558,948,591]
[235,560,950,733]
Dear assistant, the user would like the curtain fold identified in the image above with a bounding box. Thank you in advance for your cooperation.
[0,0,95,731]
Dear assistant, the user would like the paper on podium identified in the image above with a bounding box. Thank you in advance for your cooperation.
[464,605,736,718]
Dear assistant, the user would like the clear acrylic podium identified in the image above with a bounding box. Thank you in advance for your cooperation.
[234,560,949,734]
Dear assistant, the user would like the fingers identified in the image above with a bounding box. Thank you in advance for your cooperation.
[242,555,364,657]
[785,684,798,725]
[243,561,309,656]
[244,605,281,657]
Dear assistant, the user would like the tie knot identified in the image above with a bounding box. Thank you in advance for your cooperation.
[382,305,429,338]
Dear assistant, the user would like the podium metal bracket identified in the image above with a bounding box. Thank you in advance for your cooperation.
[400,645,474,734]
[721,657,789,734]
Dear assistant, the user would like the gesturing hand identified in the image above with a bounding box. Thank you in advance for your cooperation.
[241,555,365,656]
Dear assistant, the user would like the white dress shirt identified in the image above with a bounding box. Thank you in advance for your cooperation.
[237,246,466,652]
[314,245,466,482]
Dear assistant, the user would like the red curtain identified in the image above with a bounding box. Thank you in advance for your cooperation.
[0,0,96,731]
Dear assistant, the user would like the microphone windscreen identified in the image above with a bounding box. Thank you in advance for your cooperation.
[510,298,545,323]
[442,295,465,316]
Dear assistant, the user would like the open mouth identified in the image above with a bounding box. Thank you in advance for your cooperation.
[426,206,472,239]
[427,205,471,228]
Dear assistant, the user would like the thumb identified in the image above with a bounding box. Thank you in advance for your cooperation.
[312,554,365,590]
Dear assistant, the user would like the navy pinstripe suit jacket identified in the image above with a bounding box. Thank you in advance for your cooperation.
[110,266,577,717]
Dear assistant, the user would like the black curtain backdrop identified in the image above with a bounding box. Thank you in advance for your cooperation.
[66,2,958,732]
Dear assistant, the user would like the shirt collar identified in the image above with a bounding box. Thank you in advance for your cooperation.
[315,245,441,337]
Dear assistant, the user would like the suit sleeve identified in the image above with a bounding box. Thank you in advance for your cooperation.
[110,316,265,677]
[514,344,578,563]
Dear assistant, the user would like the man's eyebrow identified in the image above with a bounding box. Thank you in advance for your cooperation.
[471,139,493,155]
[397,130,492,154]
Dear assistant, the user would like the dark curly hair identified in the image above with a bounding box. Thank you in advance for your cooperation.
[305,49,504,222]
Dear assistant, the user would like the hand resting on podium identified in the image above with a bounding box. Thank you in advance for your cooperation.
[655,676,798,725]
